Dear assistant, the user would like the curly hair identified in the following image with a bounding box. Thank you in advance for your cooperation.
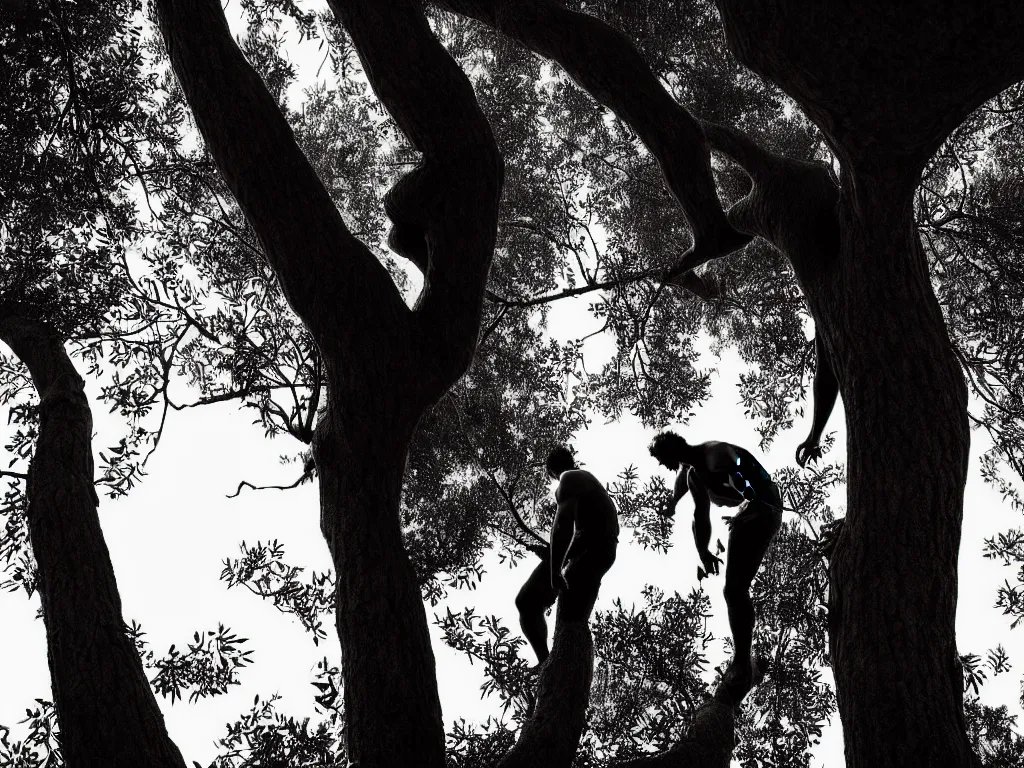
[545,445,576,478]
[648,430,689,469]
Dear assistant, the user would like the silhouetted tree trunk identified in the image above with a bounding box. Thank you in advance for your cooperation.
[155,0,759,764]
[707,3,1024,763]
[0,314,186,768]
[155,1,504,765]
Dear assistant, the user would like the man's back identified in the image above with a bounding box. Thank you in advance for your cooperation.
[555,468,619,541]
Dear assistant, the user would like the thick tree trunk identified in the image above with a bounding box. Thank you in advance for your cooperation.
[313,394,445,768]
[0,316,186,768]
[710,3,1024,764]
[156,1,502,765]
[821,191,973,767]
[706,122,977,766]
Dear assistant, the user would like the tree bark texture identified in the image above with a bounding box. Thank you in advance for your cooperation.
[498,606,595,768]
[155,1,503,765]
[0,316,187,768]
[825,190,974,768]
[616,662,766,768]
[703,98,977,768]
[498,585,757,767]
[714,0,1024,184]
[313,407,447,768]
[710,3,1024,764]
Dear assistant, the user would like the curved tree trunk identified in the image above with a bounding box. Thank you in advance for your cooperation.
[710,2,1024,764]
[701,118,977,768]
[0,315,187,768]
[156,0,503,764]
[498,610,595,768]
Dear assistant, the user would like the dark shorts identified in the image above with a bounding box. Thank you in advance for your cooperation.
[563,539,617,590]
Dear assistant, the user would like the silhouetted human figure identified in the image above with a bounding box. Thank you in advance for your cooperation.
[649,431,782,690]
[796,334,840,467]
[515,446,619,665]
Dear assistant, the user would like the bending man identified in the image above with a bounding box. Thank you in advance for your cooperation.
[516,446,619,665]
[649,430,782,688]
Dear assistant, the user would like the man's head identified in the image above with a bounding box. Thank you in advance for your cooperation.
[546,445,576,480]
[648,430,689,470]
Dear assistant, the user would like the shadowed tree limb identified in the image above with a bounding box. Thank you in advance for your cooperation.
[226,468,314,499]
[488,266,722,308]
[698,121,840,275]
[434,0,751,275]
[498,599,596,767]
[616,660,766,768]
[153,0,406,351]
[497,579,763,767]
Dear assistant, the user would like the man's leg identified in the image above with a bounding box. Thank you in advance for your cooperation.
[515,556,558,664]
[723,502,781,677]
[562,543,616,622]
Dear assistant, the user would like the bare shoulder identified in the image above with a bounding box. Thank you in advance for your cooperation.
[700,441,739,471]
[555,469,605,501]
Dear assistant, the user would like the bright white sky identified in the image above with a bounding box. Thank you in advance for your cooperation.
[2,5,1023,765]
[1,292,1022,766]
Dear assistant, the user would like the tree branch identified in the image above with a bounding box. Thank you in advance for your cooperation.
[226,467,313,499]
[328,0,504,402]
[616,660,766,768]
[698,121,840,271]
[498,608,595,768]
[487,265,722,309]
[434,0,751,271]
[153,0,408,345]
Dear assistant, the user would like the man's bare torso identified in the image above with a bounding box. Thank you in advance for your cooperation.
[555,469,620,542]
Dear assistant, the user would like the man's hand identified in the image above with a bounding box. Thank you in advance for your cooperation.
[699,550,722,577]
[796,438,823,467]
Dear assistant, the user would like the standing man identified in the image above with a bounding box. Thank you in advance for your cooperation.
[649,430,782,689]
[515,446,619,665]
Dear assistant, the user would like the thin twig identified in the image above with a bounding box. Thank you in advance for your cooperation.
[227,468,314,498]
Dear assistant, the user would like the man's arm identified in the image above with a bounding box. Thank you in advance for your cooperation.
[660,465,691,517]
[689,468,721,577]
[549,498,576,590]
[797,334,839,467]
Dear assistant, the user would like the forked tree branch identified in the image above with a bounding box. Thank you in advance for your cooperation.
[153,0,409,347]
[328,0,504,402]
